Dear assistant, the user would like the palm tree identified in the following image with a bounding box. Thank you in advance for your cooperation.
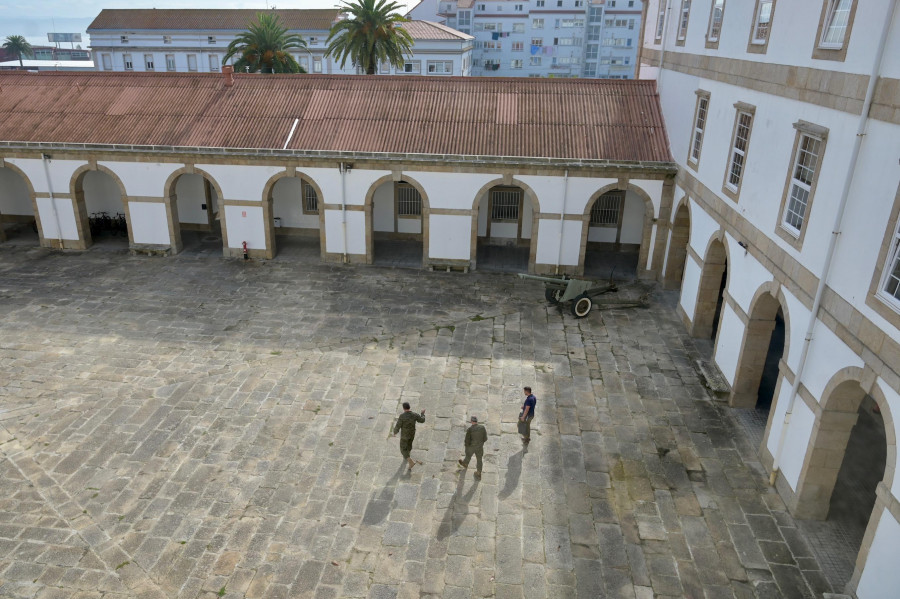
[325,0,414,75]
[223,12,308,74]
[3,35,33,68]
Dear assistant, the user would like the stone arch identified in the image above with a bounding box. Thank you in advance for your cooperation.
[729,281,791,408]
[261,168,327,260]
[578,182,656,278]
[690,230,730,339]
[163,166,228,255]
[70,163,129,248]
[790,367,896,522]
[364,173,431,266]
[469,176,541,273]
[0,160,40,244]
[662,195,691,290]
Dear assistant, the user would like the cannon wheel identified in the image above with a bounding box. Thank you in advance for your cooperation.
[571,294,593,318]
[545,288,563,304]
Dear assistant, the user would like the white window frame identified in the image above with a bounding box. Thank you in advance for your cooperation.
[878,223,900,308]
[752,0,773,44]
[120,35,129,44]
[101,54,112,70]
[689,92,709,165]
[725,110,753,192]
[655,4,666,40]
[208,35,216,45]
[426,60,453,74]
[511,59,523,69]
[819,0,852,48]
[402,61,421,74]
[144,54,154,70]
[123,53,133,70]
[163,35,172,44]
[530,56,542,66]
[677,0,691,41]
[513,23,525,33]
[707,0,725,42]
[187,54,198,72]
[208,55,219,72]
[781,133,822,236]
[533,19,544,29]
[165,54,176,71]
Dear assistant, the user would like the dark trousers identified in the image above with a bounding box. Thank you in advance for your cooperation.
[400,436,414,459]
[462,446,484,472]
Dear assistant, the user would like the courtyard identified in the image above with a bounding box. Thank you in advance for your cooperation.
[0,244,839,599]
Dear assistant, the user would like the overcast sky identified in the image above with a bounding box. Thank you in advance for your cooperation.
[1,0,418,48]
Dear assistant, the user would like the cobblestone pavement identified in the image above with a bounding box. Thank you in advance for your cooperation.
[0,245,835,599]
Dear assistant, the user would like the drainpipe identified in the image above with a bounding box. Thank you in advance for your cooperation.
[555,169,569,275]
[339,162,349,263]
[769,0,895,486]
[41,154,64,249]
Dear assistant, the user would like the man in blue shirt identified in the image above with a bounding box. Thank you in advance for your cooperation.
[520,386,536,444]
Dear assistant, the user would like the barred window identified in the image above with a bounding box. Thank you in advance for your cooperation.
[590,191,623,225]
[397,184,422,217]
[491,189,521,221]
[302,181,318,214]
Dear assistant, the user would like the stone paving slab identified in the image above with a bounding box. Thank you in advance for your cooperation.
[0,245,834,598]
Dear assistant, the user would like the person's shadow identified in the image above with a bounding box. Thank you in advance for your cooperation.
[436,470,480,540]
[362,461,406,526]
[498,448,524,501]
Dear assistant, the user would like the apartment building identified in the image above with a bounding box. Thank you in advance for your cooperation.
[87,9,473,77]
[409,0,642,78]
[642,0,900,596]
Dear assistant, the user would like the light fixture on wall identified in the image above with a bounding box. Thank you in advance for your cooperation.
[738,240,748,255]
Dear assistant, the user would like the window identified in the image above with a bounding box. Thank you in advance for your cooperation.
[512,42,524,51]
[513,23,525,33]
[209,55,219,72]
[583,63,596,77]
[459,11,471,26]
[557,0,563,6]
[427,60,453,74]
[515,4,524,11]
[498,5,503,11]
[536,0,544,5]
[531,37,543,46]
[300,56,310,71]
[397,184,422,217]
[402,61,421,73]
[313,57,322,73]
[575,0,583,5]
[751,0,773,44]
[879,222,900,304]
[308,37,319,45]
[533,19,544,29]
[814,0,857,61]
[586,45,598,59]
[123,54,133,70]
[590,191,623,226]
[677,0,691,42]
[143,54,154,70]
[723,105,755,198]
[303,181,319,214]
[588,25,601,41]
[778,122,827,243]
[491,189,521,221]
[478,3,485,9]
[530,56,542,66]
[187,54,198,71]
[208,35,216,44]
[511,59,523,69]
[688,91,710,166]
[163,35,172,44]
[120,35,128,44]
[165,54,176,71]
[101,54,112,70]
[655,4,666,41]
[707,0,725,44]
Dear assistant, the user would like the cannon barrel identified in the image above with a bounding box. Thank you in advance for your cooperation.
[517,273,571,284]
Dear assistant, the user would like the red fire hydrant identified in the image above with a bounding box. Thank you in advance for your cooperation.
[242,241,248,260]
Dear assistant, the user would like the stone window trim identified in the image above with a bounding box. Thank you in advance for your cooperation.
[705,0,725,49]
[654,3,666,44]
[867,182,900,329]
[774,121,829,250]
[686,89,711,171]
[812,0,858,62]
[676,0,691,46]
[721,102,756,203]
[746,0,776,55]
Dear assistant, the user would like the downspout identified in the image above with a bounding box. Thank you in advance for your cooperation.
[41,154,64,249]
[769,0,895,486]
[555,169,569,275]
[339,162,348,264]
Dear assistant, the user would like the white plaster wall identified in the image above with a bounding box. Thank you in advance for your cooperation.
[175,175,210,225]
[620,191,645,244]
[83,171,124,214]
[875,378,900,499]
[477,197,488,236]
[687,199,720,258]
[780,287,809,374]
[778,398,816,490]
[196,164,282,202]
[347,170,392,207]
[800,321,864,402]
[522,200,533,239]
[766,380,795,460]
[373,184,394,232]
[679,255,702,318]
[224,205,265,250]
[857,510,900,599]
[713,303,742,384]
[98,161,180,197]
[0,168,33,215]
[491,222,518,239]
[588,226,617,243]
[562,177,618,215]
[646,224,658,271]
[6,158,82,195]
[36,197,78,241]
[128,202,170,245]
[324,210,345,254]
[397,218,421,234]
[344,210,366,255]
[535,219,582,266]
[725,239,774,315]
[272,178,319,229]
[403,171,496,210]
[429,214,471,260]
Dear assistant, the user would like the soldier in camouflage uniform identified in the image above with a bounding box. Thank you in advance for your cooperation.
[392,401,426,470]
[458,416,488,478]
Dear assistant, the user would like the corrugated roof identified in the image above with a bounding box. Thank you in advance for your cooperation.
[402,21,473,40]
[87,9,340,32]
[0,71,673,163]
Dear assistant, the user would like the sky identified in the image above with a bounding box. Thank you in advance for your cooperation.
[1,0,418,48]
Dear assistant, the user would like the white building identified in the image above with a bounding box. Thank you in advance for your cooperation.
[409,0,642,79]
[87,9,473,77]
[642,0,900,596]
[0,60,95,72]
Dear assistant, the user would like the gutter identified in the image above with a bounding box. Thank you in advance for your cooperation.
[769,0,896,486]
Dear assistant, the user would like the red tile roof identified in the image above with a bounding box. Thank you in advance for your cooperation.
[87,9,341,32]
[0,71,673,164]
[403,21,473,40]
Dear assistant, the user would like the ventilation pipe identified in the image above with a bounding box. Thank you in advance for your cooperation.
[769,0,896,486]
[40,154,64,249]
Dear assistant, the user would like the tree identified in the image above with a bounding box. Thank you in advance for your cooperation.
[222,12,308,74]
[325,0,414,75]
[3,35,33,69]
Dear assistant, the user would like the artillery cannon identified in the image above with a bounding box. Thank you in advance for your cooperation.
[518,273,649,318]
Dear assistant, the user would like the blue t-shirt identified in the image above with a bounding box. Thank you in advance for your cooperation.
[522,394,536,419]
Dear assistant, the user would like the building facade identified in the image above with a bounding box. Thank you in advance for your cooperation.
[641,0,900,596]
[87,9,473,77]
[409,0,642,78]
